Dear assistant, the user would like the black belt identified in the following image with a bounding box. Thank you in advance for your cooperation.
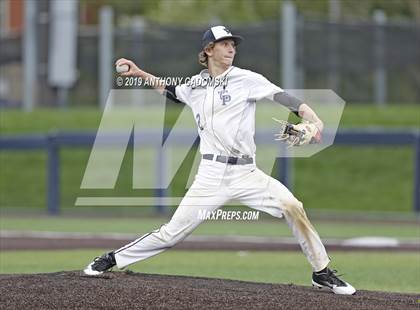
[202,154,253,165]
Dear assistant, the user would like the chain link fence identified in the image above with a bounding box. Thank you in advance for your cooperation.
[0,18,419,107]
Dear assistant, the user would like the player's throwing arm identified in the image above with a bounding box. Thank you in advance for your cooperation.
[115,58,166,94]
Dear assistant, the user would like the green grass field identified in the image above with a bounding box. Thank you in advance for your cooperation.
[1,216,419,239]
[1,215,419,294]
[0,146,414,212]
[1,104,419,212]
[0,250,418,294]
[1,105,419,134]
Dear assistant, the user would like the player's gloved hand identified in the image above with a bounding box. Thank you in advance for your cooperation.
[273,118,322,147]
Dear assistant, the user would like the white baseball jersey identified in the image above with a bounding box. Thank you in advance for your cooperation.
[174,66,284,157]
[112,66,330,274]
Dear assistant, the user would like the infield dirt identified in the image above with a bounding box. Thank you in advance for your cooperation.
[1,271,418,309]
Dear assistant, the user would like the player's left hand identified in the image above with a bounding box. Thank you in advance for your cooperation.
[273,118,322,147]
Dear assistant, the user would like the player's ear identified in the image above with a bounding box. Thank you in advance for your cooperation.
[204,47,212,57]
[204,43,214,57]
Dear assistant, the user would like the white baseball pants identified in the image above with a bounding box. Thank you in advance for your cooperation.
[114,159,330,272]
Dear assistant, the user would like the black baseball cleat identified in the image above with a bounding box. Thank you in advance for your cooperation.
[83,251,116,276]
[312,268,356,295]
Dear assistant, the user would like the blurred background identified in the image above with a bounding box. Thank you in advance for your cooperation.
[0,0,419,292]
[1,0,420,107]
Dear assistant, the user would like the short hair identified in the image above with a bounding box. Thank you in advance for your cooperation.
[198,42,215,67]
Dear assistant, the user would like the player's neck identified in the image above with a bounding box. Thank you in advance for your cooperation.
[208,62,231,78]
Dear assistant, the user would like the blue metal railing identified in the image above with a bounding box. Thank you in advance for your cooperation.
[1,129,419,214]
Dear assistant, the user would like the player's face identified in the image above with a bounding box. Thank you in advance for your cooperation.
[209,39,236,67]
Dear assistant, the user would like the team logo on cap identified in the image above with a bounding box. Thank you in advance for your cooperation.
[211,26,234,40]
[223,27,232,35]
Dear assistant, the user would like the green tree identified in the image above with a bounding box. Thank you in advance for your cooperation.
[81,0,420,25]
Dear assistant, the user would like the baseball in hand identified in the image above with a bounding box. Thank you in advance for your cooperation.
[116,64,129,73]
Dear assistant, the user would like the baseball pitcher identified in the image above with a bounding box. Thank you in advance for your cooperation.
[84,26,356,295]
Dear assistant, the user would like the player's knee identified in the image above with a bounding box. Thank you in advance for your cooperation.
[157,225,175,244]
[295,200,304,212]
[282,197,302,209]
[282,198,305,216]
[158,223,190,246]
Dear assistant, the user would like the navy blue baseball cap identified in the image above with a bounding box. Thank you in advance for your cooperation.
[201,26,243,49]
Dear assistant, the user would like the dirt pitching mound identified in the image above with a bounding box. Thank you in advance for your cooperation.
[0,271,418,310]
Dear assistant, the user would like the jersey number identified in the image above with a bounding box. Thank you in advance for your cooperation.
[196,113,204,130]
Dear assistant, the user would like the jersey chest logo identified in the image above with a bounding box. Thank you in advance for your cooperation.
[218,89,231,105]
